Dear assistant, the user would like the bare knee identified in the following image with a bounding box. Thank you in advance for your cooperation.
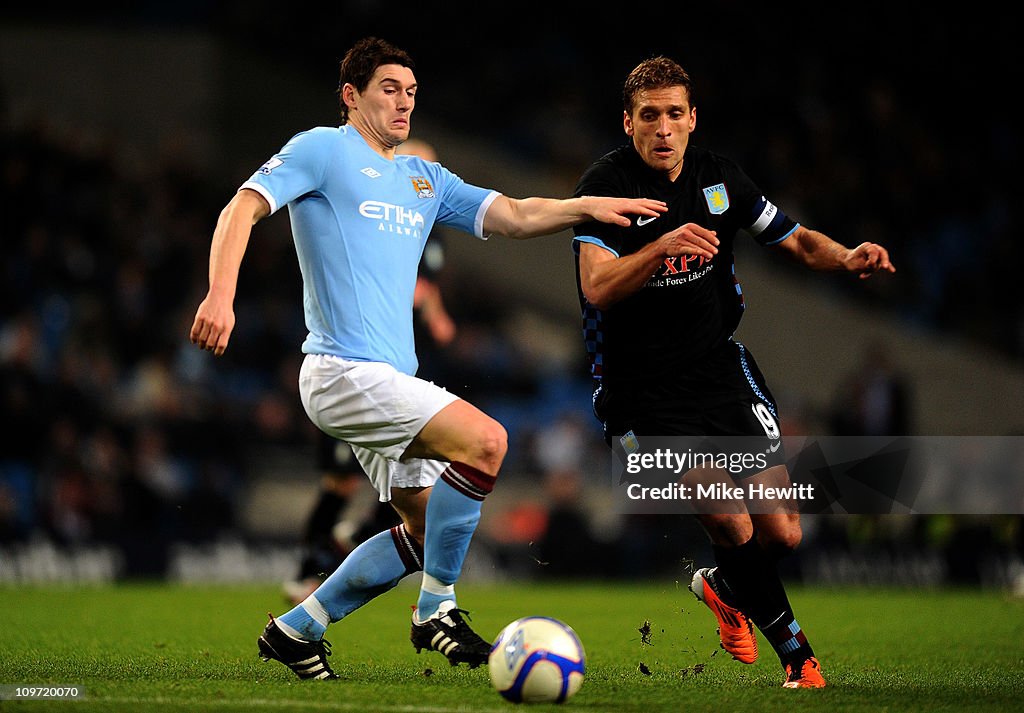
[756,517,802,556]
[699,514,754,546]
[463,419,508,474]
[407,401,508,474]
[770,528,802,553]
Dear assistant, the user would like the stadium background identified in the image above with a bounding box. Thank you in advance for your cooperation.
[1,6,1022,591]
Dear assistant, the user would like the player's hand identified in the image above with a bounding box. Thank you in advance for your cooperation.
[845,242,895,279]
[190,293,235,356]
[659,223,719,260]
[588,197,667,226]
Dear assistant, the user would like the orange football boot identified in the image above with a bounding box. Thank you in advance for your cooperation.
[783,656,827,689]
[689,567,758,664]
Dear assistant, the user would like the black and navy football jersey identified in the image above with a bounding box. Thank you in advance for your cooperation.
[573,143,797,388]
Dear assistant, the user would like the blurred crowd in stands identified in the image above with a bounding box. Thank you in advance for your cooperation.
[1,10,1023,588]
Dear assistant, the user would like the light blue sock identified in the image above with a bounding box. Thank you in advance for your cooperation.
[416,465,494,619]
[279,526,418,640]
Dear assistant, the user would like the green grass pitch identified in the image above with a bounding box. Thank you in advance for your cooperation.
[1,579,1022,712]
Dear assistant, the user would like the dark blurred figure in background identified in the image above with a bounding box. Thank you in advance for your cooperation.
[829,341,913,437]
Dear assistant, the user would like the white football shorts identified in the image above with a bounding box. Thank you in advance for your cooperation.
[298,354,458,501]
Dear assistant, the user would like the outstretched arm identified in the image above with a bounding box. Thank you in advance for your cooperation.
[189,188,271,355]
[773,226,895,279]
[482,195,666,240]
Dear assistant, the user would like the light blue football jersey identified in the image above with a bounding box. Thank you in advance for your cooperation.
[242,126,499,375]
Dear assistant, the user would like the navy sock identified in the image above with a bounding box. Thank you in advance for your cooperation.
[761,612,814,666]
[713,534,814,665]
[712,536,763,609]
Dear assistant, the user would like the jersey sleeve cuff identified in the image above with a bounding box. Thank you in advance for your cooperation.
[764,223,799,246]
[475,190,502,239]
[239,181,279,215]
[573,235,620,258]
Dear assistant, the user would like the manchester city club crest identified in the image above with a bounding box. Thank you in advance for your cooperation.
[702,183,730,214]
[410,176,435,199]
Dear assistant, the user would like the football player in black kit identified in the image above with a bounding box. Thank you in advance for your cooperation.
[572,56,894,689]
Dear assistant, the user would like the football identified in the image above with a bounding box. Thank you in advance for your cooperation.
[488,616,586,704]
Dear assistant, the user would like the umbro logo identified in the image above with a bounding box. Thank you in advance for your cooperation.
[636,215,658,227]
[361,167,382,178]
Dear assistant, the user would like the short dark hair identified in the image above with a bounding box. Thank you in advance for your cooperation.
[623,56,694,114]
[337,37,416,124]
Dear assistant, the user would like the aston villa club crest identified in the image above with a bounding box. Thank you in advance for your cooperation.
[620,430,640,455]
[410,176,435,198]
[702,183,730,214]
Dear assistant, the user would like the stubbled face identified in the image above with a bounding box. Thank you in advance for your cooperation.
[624,85,696,182]
[345,63,417,150]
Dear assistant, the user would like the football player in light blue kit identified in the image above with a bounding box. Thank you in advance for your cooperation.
[190,36,666,680]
